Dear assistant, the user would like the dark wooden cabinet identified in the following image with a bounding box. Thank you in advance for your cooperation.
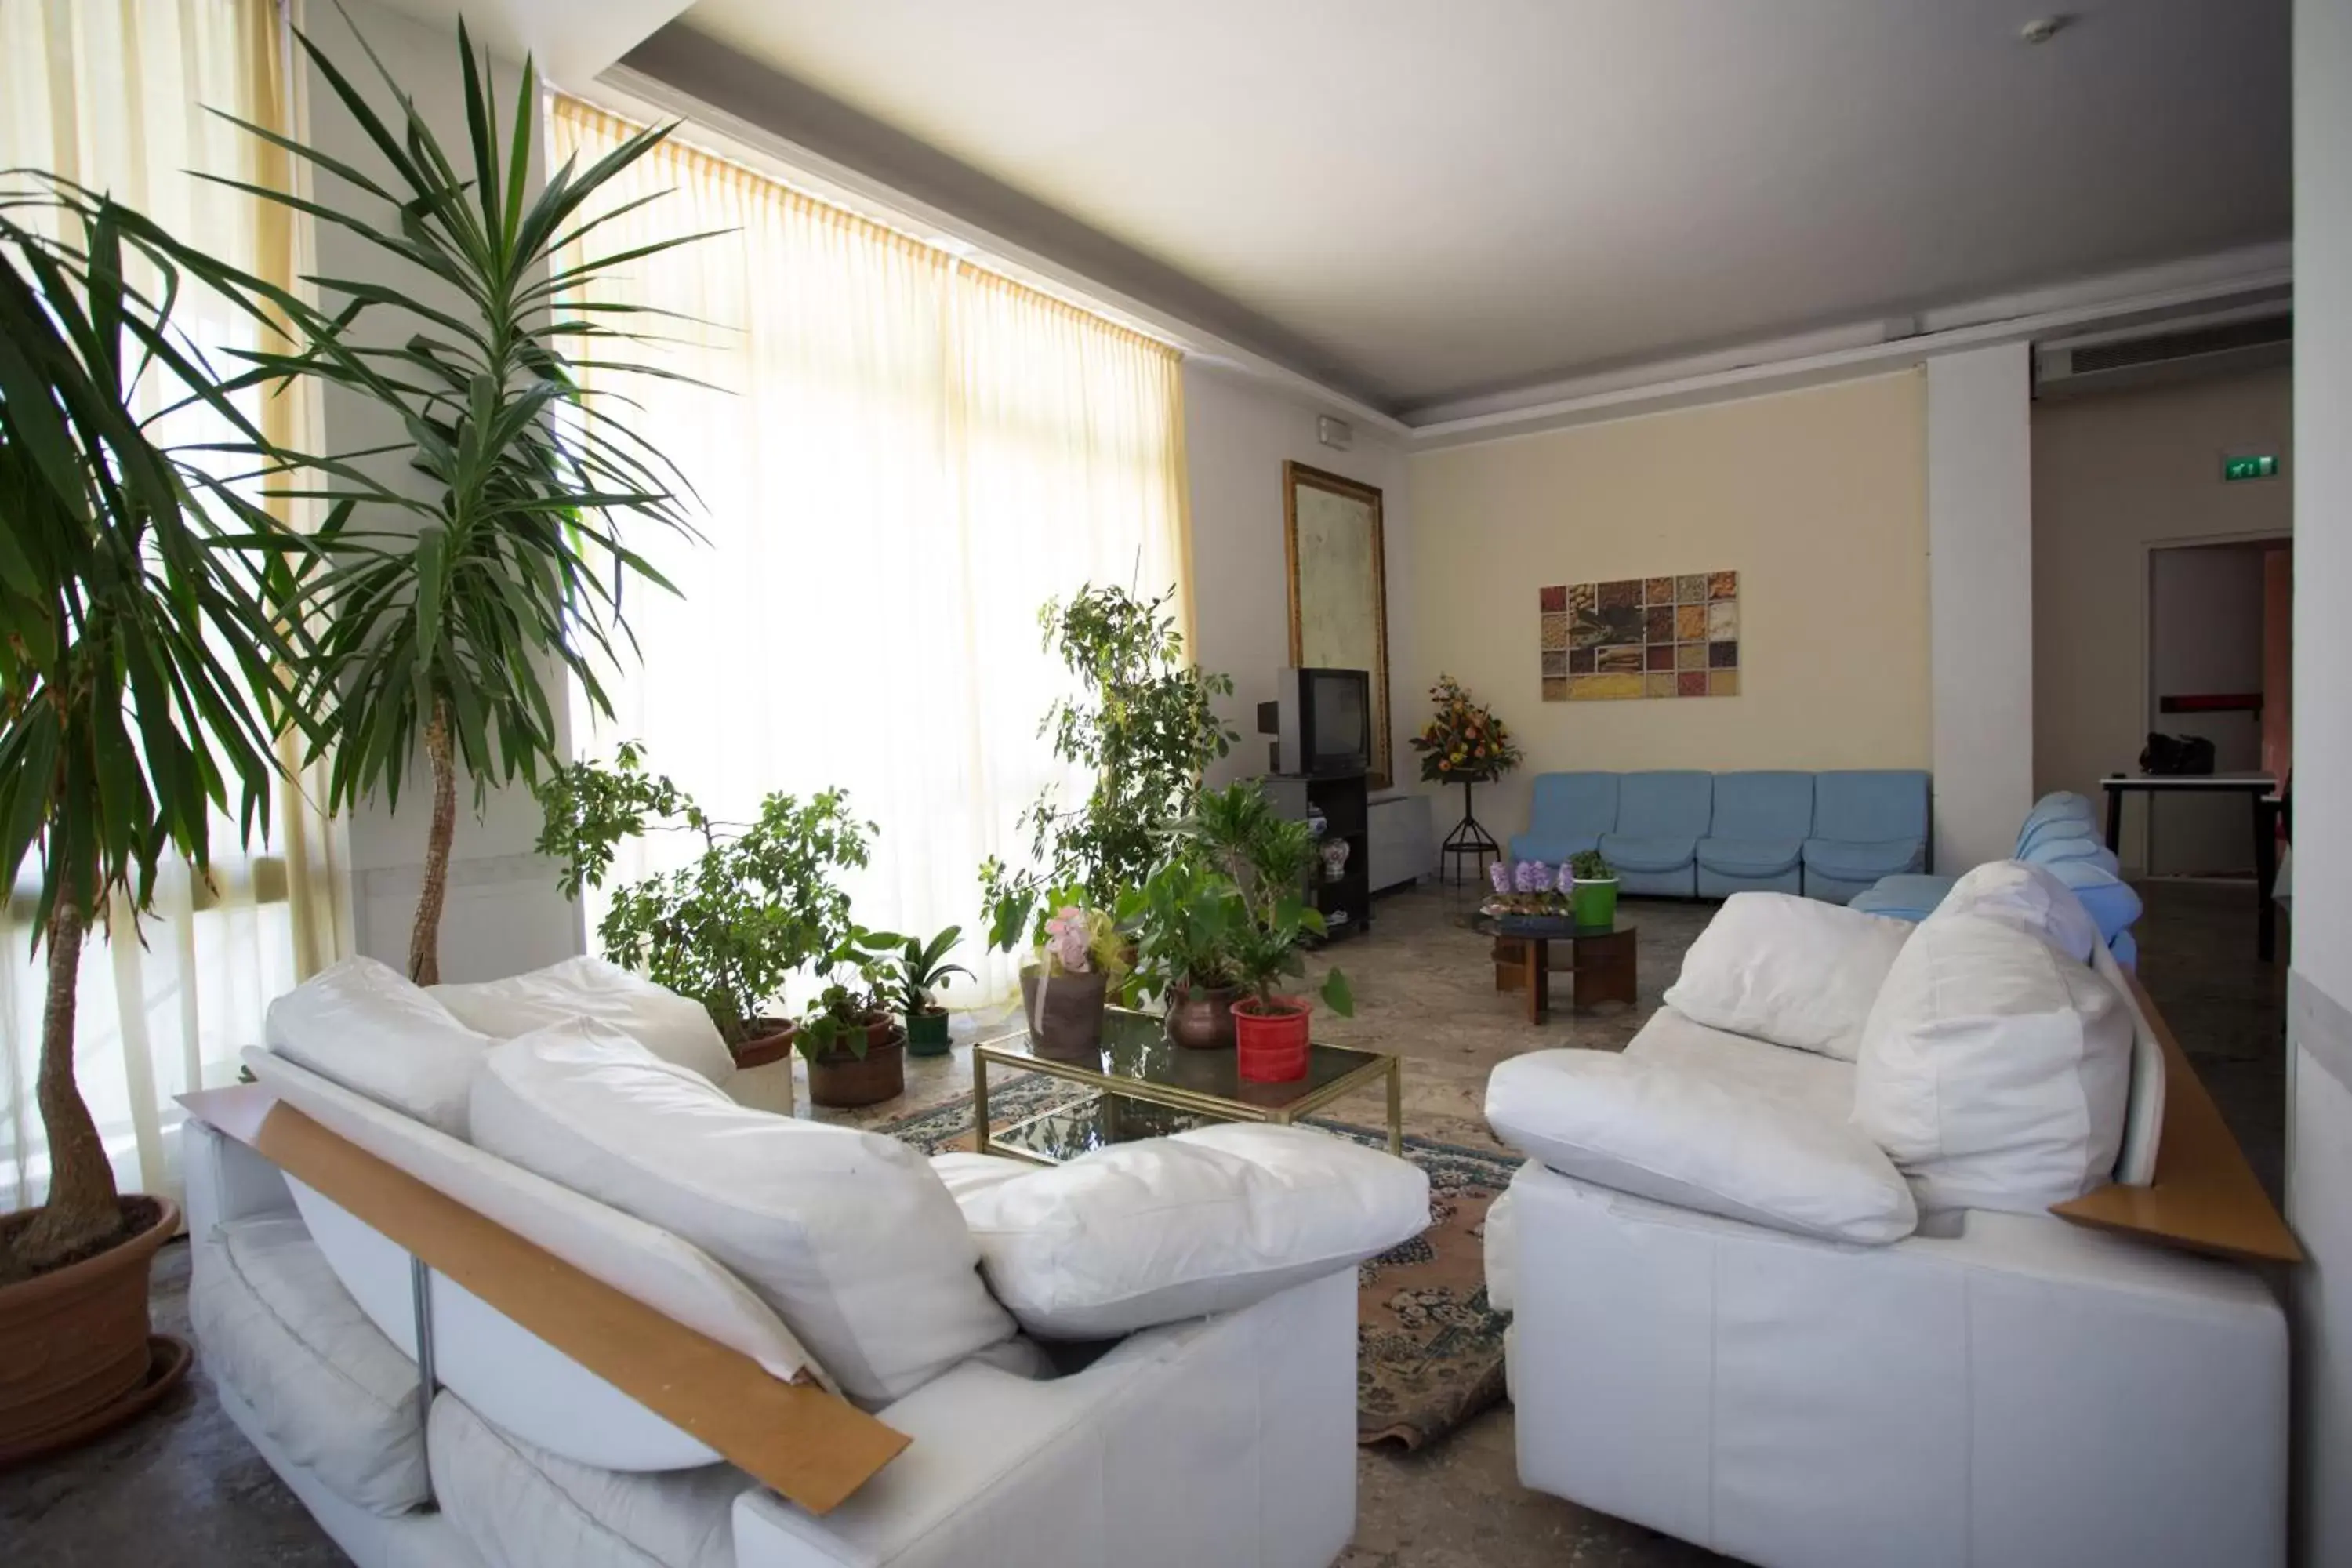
[1261,771,1372,942]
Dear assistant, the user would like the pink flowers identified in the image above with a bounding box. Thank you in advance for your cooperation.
[1044,906,1095,974]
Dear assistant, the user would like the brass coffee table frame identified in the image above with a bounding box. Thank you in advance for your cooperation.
[972,1033,1403,1167]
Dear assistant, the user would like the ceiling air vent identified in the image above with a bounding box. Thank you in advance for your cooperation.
[2036,310,2292,398]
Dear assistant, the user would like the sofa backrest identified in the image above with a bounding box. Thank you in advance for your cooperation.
[1709,771,1814,841]
[1530,771,1620,838]
[1615,771,1715,838]
[1813,770,1930,844]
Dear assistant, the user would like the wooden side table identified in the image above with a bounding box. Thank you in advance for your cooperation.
[1486,921,1638,1022]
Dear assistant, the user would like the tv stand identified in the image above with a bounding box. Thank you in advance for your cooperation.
[1260,771,1372,942]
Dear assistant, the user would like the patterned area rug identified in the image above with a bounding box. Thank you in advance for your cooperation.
[874,1074,1516,1451]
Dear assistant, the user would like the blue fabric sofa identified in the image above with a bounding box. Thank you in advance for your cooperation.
[1801,770,1933,904]
[1849,790,2143,964]
[1697,771,1814,898]
[1508,768,1930,903]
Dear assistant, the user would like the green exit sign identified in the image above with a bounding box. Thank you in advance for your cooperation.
[2223,453,2278,482]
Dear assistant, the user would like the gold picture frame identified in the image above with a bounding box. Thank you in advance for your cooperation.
[1283,461,1392,788]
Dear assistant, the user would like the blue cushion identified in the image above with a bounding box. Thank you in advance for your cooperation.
[1616,771,1715,839]
[1709,771,1814,842]
[1509,829,1601,865]
[1599,833,1700,873]
[1849,873,1957,922]
[2109,929,2138,970]
[2022,791,2098,834]
[1696,837,1804,876]
[1802,837,1926,881]
[1812,771,1930,847]
[2042,858,2143,941]
[1524,772,1619,844]
[2022,835,2121,876]
[2016,814,2103,860]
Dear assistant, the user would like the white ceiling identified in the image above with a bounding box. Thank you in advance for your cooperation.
[673,0,2288,415]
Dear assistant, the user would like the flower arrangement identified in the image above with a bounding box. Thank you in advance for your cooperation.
[1410,675,1523,785]
[1041,901,1127,978]
[1483,858,1575,917]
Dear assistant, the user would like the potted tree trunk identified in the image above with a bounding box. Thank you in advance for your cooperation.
[1181,784,1354,1083]
[0,191,306,1457]
[891,926,971,1058]
[1570,849,1620,929]
[798,931,909,1107]
[1120,856,1247,1050]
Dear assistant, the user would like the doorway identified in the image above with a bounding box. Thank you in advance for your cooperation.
[2143,536,2291,876]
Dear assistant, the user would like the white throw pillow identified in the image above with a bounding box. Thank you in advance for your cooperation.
[264,956,492,1138]
[1661,891,1915,1061]
[469,1022,1016,1406]
[1485,1049,1918,1243]
[1937,859,2102,963]
[1851,912,2132,1214]
[433,956,735,1086]
[930,1124,1430,1339]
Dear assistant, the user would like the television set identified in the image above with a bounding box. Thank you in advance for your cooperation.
[1259,666,1372,778]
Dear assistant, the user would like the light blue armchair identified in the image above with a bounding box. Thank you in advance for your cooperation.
[1510,773,1618,866]
[1697,771,1813,897]
[1599,771,1714,897]
[1802,770,1930,903]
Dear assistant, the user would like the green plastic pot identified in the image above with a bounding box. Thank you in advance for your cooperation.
[904,1006,953,1058]
[1570,877,1619,929]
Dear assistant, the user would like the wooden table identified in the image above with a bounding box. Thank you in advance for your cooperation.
[1480,916,1637,1022]
[2100,771,2281,960]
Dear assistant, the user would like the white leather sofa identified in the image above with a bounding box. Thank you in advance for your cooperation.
[185,956,1428,1568]
[1483,872,2289,1568]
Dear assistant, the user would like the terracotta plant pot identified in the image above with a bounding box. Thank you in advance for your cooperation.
[805,1016,907,1109]
[1233,996,1312,1083]
[1165,980,1240,1051]
[904,1006,953,1058]
[1,1195,188,1465]
[1021,965,1109,1059]
[729,1017,799,1070]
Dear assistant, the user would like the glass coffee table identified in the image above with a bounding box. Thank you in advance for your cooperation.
[1472,911,1638,1023]
[972,1006,1403,1166]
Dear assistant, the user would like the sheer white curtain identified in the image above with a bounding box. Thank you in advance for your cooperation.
[550,100,1189,1004]
[1,0,345,1210]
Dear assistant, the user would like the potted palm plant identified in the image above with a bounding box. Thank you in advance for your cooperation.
[797,929,909,1107]
[1570,849,1620,929]
[0,189,304,1456]
[1181,784,1353,1082]
[187,16,716,985]
[1120,855,1247,1050]
[891,926,971,1058]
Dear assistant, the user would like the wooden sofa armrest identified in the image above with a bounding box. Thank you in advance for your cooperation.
[179,1086,907,1512]
[2049,976,2302,1265]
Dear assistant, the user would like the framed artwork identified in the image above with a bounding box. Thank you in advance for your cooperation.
[1284,461,1392,786]
[1539,572,1738,701]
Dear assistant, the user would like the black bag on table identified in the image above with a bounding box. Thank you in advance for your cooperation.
[2140,732,2218,776]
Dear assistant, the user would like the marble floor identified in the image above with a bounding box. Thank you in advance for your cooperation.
[0,877,2283,1567]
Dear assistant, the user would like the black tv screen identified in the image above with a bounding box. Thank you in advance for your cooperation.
[1274,666,1370,776]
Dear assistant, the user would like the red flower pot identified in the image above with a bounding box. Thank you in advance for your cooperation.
[1233,996,1312,1082]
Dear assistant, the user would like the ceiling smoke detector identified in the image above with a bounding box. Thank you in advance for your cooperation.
[2020,16,2074,45]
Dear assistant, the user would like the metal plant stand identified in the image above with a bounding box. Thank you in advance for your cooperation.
[1439,778,1501,887]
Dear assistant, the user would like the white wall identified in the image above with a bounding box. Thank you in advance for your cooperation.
[309,0,584,982]
[1183,361,1414,788]
[1926,343,2035,872]
[2290,2,2352,1561]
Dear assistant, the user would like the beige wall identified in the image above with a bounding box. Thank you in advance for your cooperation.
[1183,361,1414,786]
[1404,372,1929,835]
[2031,367,2293,873]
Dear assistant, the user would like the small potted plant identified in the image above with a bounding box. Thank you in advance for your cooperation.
[1483,858,1579,936]
[1570,849,1619,929]
[797,928,909,1107]
[891,926,971,1058]
[1183,783,1353,1082]
[1018,895,1129,1058]
[1120,855,1247,1050]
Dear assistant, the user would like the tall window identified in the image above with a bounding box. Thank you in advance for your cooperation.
[1,0,343,1210]
[550,100,1192,1002]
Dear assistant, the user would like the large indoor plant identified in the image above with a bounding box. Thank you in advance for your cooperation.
[1181,783,1354,1082]
[1120,854,1247,1050]
[0,189,304,1453]
[979,584,1233,950]
[535,744,876,1058]
[196,18,714,984]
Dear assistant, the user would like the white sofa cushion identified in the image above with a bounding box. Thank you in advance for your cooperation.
[430,1392,742,1568]
[929,1123,1431,1339]
[1624,1006,1857,1124]
[1661,892,1913,1061]
[187,1214,428,1515]
[1485,1048,1918,1244]
[1938,858,2102,963]
[1852,911,2132,1214]
[433,956,735,1087]
[263,956,492,1138]
[470,1022,1015,1406]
